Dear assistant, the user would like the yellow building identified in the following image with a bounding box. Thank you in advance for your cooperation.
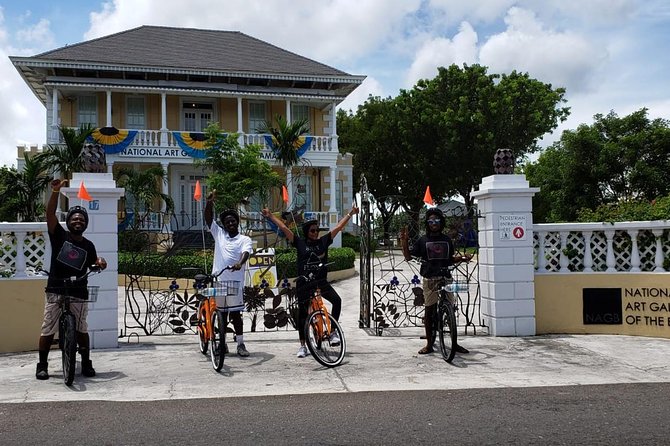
[11,25,364,245]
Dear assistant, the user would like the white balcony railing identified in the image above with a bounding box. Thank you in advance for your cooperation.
[0,223,49,279]
[61,129,335,155]
[534,221,670,274]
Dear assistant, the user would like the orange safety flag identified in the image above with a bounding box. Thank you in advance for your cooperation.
[193,180,202,202]
[77,181,93,201]
[282,185,289,204]
[423,186,434,206]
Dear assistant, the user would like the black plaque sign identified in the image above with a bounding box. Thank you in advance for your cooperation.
[583,288,622,325]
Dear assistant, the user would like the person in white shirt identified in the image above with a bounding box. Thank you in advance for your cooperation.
[204,191,253,357]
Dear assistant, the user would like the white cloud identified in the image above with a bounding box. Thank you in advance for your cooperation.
[85,0,421,64]
[427,0,516,25]
[405,21,478,87]
[480,7,606,93]
[338,77,385,113]
[16,18,55,48]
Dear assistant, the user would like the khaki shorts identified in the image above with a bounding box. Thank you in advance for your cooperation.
[40,293,89,336]
[422,278,454,307]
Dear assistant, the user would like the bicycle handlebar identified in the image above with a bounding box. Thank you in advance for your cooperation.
[38,266,101,284]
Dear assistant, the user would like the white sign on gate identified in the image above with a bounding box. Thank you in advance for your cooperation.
[499,215,527,241]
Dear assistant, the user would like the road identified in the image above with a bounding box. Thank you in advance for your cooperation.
[2,383,668,445]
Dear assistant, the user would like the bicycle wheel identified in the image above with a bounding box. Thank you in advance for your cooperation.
[438,299,457,363]
[305,310,346,367]
[196,298,208,355]
[60,313,77,386]
[210,310,226,371]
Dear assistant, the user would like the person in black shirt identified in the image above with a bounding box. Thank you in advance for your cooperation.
[36,179,107,380]
[401,208,471,355]
[262,205,358,358]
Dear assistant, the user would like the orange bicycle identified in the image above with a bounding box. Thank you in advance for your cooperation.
[291,264,346,367]
[191,266,239,371]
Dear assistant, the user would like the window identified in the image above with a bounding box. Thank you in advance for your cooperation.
[336,180,343,217]
[126,96,146,129]
[293,175,312,211]
[248,102,266,133]
[291,104,310,132]
[78,95,97,126]
[182,102,213,132]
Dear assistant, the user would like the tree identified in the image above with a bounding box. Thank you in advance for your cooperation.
[13,154,51,221]
[257,114,310,169]
[0,166,22,221]
[116,167,174,230]
[338,64,569,230]
[198,123,281,211]
[524,109,670,222]
[37,124,95,180]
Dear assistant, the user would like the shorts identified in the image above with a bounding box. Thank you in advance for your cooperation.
[40,293,89,336]
[422,278,454,307]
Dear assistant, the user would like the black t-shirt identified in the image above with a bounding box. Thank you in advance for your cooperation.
[409,233,455,278]
[46,224,98,299]
[293,232,332,281]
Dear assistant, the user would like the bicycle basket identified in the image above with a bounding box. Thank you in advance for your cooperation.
[46,285,99,303]
[208,280,243,310]
[445,280,468,293]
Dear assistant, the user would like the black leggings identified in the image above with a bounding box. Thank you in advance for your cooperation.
[297,281,341,342]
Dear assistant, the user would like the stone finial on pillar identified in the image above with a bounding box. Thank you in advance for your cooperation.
[493,148,515,174]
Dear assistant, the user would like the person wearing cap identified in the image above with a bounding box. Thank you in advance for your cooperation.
[262,204,359,358]
[204,191,253,357]
[400,208,472,355]
[36,179,107,380]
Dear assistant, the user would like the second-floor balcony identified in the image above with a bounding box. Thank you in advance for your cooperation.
[56,127,337,162]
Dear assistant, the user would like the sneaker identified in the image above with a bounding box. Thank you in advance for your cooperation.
[455,344,470,354]
[329,332,341,346]
[36,362,49,380]
[81,359,96,377]
[296,345,308,358]
[237,343,250,357]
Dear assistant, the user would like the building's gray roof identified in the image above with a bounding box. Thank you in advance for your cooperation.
[34,25,354,78]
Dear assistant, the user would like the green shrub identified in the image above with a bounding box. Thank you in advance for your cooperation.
[342,232,377,252]
[119,247,356,279]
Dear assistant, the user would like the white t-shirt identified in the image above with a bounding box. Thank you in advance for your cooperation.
[209,221,253,299]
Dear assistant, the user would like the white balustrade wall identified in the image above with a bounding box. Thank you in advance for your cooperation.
[534,221,670,274]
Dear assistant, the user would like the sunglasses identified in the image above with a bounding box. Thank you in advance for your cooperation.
[427,219,441,224]
[309,228,319,233]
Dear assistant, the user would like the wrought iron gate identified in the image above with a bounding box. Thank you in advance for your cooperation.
[358,175,485,335]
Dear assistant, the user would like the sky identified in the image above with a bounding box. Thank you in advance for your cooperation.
[0,0,669,168]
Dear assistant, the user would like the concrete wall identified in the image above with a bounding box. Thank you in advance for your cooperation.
[536,273,670,338]
[0,279,46,352]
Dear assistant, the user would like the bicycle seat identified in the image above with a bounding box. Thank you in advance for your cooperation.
[194,274,208,283]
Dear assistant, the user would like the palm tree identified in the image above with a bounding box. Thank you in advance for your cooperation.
[38,124,95,180]
[257,115,310,169]
[13,154,51,221]
[115,167,174,230]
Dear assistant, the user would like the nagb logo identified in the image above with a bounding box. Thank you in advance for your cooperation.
[583,288,622,325]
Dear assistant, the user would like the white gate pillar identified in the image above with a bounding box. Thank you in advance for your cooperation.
[472,174,539,336]
[62,172,124,349]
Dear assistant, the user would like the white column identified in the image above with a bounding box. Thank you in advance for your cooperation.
[51,88,59,142]
[237,97,244,146]
[286,100,291,123]
[62,173,124,349]
[331,102,338,152]
[160,92,168,145]
[160,162,169,213]
[471,174,539,336]
[106,90,112,127]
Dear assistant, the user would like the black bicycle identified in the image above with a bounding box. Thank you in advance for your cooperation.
[429,266,465,363]
[42,267,100,385]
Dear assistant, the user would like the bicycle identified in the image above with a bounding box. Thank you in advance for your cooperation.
[190,266,240,371]
[427,266,464,363]
[41,267,101,386]
[291,263,346,368]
